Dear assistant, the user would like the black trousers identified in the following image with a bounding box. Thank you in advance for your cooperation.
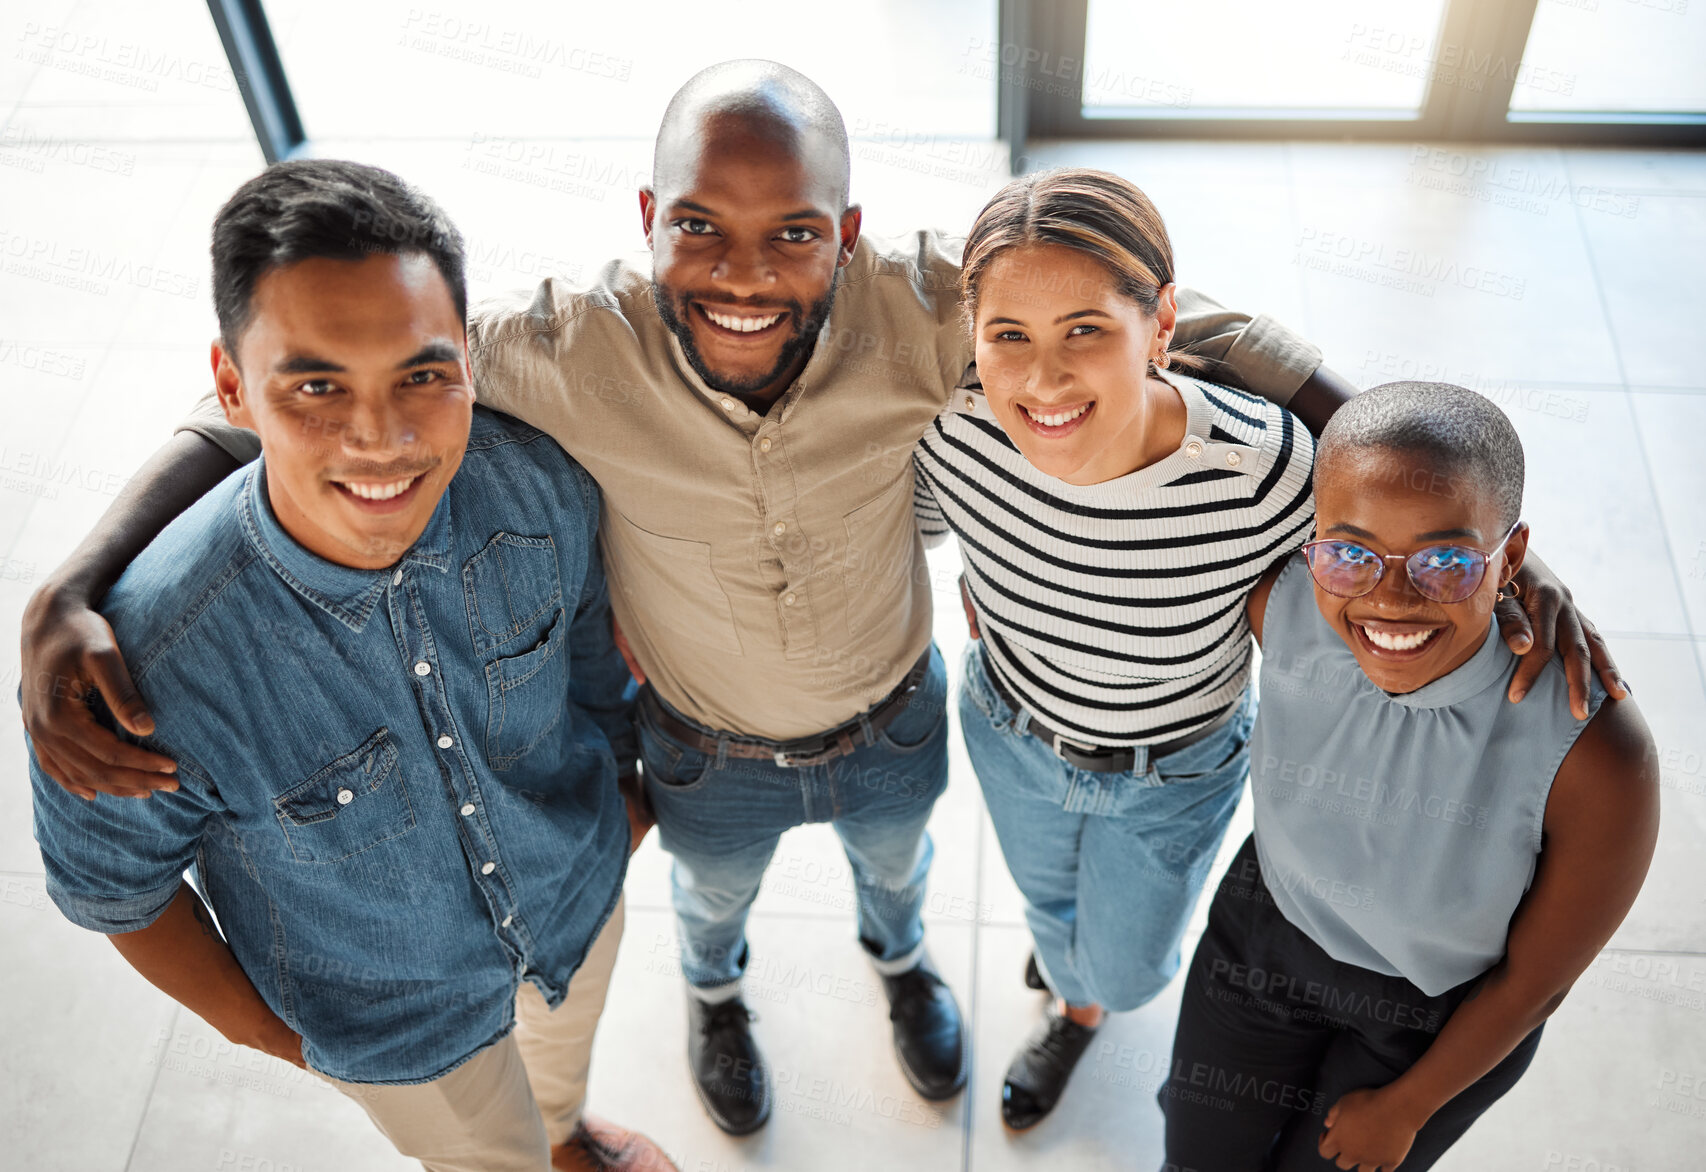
[1160,835,1542,1172]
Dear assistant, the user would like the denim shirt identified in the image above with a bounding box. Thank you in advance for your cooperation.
[28,408,634,1085]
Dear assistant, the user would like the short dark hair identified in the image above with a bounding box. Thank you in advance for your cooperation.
[211,159,466,356]
[1317,381,1526,530]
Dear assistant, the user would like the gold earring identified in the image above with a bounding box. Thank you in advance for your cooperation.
[1154,351,1170,369]
[1496,580,1522,602]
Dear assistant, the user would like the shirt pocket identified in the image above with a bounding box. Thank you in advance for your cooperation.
[462,532,564,659]
[842,471,918,641]
[464,532,574,770]
[274,728,415,864]
[484,606,571,770]
[604,508,743,655]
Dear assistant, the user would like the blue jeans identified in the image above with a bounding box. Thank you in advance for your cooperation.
[639,644,950,993]
[959,645,1252,1011]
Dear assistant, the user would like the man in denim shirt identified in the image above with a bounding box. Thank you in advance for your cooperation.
[25,161,673,1172]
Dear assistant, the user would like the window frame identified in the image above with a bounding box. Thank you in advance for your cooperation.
[997,0,1706,168]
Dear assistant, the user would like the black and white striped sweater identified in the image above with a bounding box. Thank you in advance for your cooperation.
[915,371,1316,747]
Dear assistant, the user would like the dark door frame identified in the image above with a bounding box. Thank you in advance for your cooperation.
[205,0,307,163]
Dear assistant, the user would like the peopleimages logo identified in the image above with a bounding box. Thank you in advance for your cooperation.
[1268,863,1376,911]
[1207,958,1443,1031]
[0,230,200,300]
[1294,228,1526,301]
[1257,755,1492,829]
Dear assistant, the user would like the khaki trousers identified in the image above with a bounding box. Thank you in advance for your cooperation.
[325,897,625,1172]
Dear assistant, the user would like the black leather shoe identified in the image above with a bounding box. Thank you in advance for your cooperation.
[686,995,771,1135]
[1001,1009,1098,1130]
[881,956,967,1100]
[1023,950,1047,991]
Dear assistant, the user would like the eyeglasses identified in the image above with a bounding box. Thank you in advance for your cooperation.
[1300,522,1522,604]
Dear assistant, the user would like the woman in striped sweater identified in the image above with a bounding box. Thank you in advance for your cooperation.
[910,168,1610,1131]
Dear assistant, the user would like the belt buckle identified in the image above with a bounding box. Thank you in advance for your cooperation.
[774,744,832,768]
[774,725,861,768]
[1051,732,1098,763]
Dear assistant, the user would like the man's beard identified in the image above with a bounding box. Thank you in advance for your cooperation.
[654,278,837,397]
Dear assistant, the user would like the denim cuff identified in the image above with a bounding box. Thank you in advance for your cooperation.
[687,977,745,1005]
[868,939,926,977]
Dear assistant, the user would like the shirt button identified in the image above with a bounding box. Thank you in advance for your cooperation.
[481,861,496,875]
[720,397,736,412]
[759,437,773,453]
[501,914,513,927]
[437,734,454,749]
[391,569,402,586]
[460,803,476,816]
[784,592,797,606]
[336,788,354,805]
[772,521,786,536]
[414,661,431,677]
[1184,440,1203,459]
[965,396,976,411]
[1226,450,1243,467]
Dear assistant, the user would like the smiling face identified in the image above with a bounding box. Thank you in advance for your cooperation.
[641,112,859,403]
[214,251,474,570]
[1311,445,1529,694]
[973,243,1184,485]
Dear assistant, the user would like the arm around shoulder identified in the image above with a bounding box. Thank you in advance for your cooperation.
[1170,285,1322,408]
[21,428,243,800]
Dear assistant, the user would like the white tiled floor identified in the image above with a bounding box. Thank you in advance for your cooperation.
[3,3,1704,1170]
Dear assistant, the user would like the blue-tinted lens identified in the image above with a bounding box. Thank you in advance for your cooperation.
[1407,545,1487,602]
[1306,540,1383,596]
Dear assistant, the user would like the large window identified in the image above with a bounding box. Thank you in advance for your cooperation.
[1003,0,1706,149]
[202,0,1706,174]
[1511,0,1706,118]
[1083,0,1449,118]
[261,0,993,143]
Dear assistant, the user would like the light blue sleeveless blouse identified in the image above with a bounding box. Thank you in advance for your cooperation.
[1251,554,1605,995]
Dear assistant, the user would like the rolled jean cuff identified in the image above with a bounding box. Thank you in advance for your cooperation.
[687,976,745,1005]
[868,938,926,977]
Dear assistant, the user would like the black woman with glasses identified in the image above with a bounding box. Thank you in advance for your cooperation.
[1161,381,1658,1172]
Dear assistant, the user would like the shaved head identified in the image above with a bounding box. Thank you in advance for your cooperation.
[654,59,851,209]
[1318,381,1526,530]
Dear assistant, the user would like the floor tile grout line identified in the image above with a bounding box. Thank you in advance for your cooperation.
[960,804,985,1172]
[121,1002,177,1172]
[1563,150,1706,701]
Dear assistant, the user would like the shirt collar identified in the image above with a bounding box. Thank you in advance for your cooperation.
[238,459,453,633]
[1387,621,1512,710]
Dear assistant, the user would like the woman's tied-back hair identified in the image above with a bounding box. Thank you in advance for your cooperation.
[959,167,1214,381]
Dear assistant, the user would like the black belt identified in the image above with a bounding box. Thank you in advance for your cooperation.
[982,653,1232,774]
[638,649,932,769]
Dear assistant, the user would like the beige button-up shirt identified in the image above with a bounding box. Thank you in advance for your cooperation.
[183,231,1320,740]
